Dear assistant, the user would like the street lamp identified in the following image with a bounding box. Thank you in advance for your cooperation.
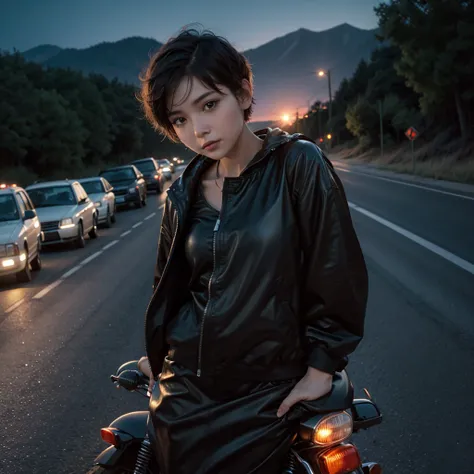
[317,69,333,134]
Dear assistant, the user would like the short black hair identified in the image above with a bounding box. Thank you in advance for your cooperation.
[139,27,255,142]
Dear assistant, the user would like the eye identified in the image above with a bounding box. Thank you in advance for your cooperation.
[204,100,218,111]
[172,117,186,126]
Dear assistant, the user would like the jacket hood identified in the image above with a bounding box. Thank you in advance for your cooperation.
[168,128,305,201]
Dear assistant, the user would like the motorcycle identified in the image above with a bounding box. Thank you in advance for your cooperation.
[88,360,383,474]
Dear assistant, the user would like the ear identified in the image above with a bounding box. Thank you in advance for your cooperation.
[238,79,254,110]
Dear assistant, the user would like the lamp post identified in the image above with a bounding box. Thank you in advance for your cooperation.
[317,69,333,134]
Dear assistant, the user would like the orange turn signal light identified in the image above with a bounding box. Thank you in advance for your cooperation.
[319,443,361,474]
[100,428,120,447]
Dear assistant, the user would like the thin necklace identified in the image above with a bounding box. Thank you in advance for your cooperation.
[215,160,223,191]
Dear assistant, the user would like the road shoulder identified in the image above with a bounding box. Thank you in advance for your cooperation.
[330,158,474,196]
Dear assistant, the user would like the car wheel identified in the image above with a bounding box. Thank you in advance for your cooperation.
[89,215,99,239]
[76,222,86,249]
[16,248,32,283]
[104,208,112,228]
[31,243,42,271]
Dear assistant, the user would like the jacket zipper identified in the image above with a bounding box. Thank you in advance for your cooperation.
[144,196,181,376]
[197,217,220,377]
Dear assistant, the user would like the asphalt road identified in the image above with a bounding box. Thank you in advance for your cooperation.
[1,164,474,474]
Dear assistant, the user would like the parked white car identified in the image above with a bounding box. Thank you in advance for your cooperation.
[77,177,116,228]
[26,180,99,249]
[0,185,43,282]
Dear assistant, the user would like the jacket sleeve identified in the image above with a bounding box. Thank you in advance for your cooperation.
[153,197,174,291]
[291,141,368,375]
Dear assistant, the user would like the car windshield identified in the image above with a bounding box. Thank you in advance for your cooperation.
[133,161,156,172]
[100,169,135,182]
[0,195,20,222]
[28,186,76,208]
[80,180,104,194]
[158,160,170,167]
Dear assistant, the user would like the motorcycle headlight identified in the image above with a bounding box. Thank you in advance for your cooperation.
[59,218,75,229]
[312,412,353,447]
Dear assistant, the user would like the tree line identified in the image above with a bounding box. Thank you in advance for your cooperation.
[2,0,473,186]
[292,0,474,154]
[0,52,187,186]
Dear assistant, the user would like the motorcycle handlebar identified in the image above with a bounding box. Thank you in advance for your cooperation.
[110,369,150,392]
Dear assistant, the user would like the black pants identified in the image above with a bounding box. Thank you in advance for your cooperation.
[148,358,302,474]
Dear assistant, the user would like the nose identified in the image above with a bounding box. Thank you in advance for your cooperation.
[193,118,210,139]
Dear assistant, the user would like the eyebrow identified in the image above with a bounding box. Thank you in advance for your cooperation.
[168,91,216,118]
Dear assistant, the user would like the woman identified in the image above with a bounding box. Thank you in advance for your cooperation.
[137,27,368,474]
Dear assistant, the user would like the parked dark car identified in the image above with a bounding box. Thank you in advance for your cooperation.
[131,158,165,194]
[99,165,147,209]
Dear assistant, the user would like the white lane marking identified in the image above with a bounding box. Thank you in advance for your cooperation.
[159,204,165,210]
[80,251,103,265]
[5,298,26,314]
[349,202,474,276]
[335,166,474,201]
[33,279,63,299]
[30,213,156,301]
[33,251,103,299]
[145,212,156,221]
[61,265,81,279]
[103,240,119,251]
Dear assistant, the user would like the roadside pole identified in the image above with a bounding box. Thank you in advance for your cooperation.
[379,100,384,158]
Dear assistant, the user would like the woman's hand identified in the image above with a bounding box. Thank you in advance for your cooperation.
[277,367,333,418]
[137,356,155,394]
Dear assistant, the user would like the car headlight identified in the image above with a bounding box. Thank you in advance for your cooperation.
[94,201,102,207]
[312,412,353,447]
[128,187,137,193]
[162,167,171,172]
[59,218,75,229]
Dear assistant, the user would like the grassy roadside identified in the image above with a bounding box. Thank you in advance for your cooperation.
[329,142,474,184]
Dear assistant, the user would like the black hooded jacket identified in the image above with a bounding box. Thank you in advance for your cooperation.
[144,129,368,381]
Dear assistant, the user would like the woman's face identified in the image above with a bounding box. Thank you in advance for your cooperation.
[167,76,252,159]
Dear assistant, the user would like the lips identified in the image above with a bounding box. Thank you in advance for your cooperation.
[202,140,220,150]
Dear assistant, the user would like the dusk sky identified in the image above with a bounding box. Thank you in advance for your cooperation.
[2,0,383,52]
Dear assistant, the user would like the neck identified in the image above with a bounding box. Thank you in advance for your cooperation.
[218,124,264,177]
